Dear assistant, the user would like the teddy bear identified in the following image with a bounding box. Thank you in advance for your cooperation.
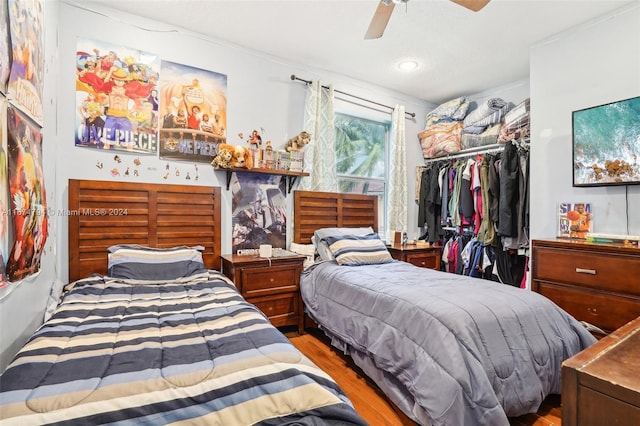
[211,148,233,168]
[285,131,311,152]
[218,143,253,169]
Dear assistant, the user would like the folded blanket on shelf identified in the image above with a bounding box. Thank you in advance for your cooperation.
[425,96,470,127]
[463,98,512,134]
[498,98,530,143]
[462,122,502,149]
[418,121,463,158]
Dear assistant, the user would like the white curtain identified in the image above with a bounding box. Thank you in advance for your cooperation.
[298,81,337,192]
[387,104,408,240]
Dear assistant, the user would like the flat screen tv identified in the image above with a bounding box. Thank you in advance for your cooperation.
[572,95,640,187]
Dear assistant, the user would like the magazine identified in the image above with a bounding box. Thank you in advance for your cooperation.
[558,202,592,239]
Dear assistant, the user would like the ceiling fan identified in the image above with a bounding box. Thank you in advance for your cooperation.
[365,0,491,39]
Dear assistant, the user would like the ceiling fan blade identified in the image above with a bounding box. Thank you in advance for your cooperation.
[450,0,490,12]
[364,1,395,40]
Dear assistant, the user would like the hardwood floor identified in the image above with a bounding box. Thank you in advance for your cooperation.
[288,329,562,426]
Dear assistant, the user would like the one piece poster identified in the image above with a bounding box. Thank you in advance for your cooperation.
[7,0,44,126]
[231,173,286,252]
[558,202,592,239]
[6,105,47,281]
[75,38,160,154]
[159,60,227,163]
[0,0,11,95]
[0,98,10,292]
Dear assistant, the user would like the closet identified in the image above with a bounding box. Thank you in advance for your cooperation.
[416,140,530,287]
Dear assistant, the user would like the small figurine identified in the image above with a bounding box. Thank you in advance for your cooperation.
[248,129,262,149]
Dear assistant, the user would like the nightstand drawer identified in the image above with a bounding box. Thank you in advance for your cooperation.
[241,265,299,296]
[405,252,439,269]
[387,244,441,271]
[250,293,299,327]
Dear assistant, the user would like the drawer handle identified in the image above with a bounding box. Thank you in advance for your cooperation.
[587,307,598,316]
[575,268,596,275]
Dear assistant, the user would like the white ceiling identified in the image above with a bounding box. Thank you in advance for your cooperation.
[79,0,632,104]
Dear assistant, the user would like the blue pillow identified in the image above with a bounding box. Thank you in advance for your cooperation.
[107,245,207,281]
[321,233,393,266]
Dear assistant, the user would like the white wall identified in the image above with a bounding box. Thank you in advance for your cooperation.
[530,2,640,240]
[0,0,430,371]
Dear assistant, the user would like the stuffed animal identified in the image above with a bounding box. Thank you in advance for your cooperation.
[211,148,233,168]
[286,131,311,152]
[219,143,253,169]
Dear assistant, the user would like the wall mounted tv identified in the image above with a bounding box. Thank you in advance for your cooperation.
[572,95,640,187]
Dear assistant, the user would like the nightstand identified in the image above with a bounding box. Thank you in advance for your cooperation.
[221,254,306,334]
[387,243,441,270]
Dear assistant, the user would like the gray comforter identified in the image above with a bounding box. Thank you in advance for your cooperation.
[301,260,596,426]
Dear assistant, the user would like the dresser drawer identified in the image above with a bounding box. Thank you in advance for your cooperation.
[241,264,300,296]
[534,281,640,332]
[534,247,640,296]
[405,252,439,269]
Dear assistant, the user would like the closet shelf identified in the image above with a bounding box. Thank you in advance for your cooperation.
[423,139,529,163]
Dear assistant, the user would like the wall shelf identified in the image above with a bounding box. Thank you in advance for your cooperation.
[215,167,309,193]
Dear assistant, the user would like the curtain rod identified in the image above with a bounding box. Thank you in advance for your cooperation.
[290,74,416,118]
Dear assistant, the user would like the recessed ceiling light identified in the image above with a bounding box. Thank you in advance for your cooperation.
[397,60,419,71]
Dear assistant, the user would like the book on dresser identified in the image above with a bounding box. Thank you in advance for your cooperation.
[558,202,592,239]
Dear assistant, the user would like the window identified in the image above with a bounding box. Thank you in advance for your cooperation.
[335,113,389,238]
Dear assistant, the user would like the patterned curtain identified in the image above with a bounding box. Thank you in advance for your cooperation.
[386,104,408,240]
[298,81,337,192]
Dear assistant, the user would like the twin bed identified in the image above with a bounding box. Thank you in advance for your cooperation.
[293,190,596,426]
[0,182,595,426]
[0,180,366,426]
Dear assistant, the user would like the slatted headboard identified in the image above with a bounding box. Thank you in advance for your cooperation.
[68,179,222,282]
[293,190,378,244]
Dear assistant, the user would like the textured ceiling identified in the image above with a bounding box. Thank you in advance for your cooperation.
[78,0,633,103]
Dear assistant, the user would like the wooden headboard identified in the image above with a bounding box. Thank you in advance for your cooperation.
[293,190,378,244]
[68,179,222,282]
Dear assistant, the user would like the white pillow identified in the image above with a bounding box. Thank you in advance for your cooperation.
[289,242,316,268]
[312,227,374,261]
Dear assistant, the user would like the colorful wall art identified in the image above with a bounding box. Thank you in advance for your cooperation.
[159,60,227,163]
[75,38,160,154]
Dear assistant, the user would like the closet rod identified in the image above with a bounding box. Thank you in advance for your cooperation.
[290,74,416,118]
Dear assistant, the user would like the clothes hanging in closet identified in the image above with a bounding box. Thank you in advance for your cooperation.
[416,141,530,285]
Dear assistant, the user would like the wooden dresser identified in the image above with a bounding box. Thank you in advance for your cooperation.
[562,316,640,426]
[531,239,640,336]
[221,254,306,334]
[387,243,441,270]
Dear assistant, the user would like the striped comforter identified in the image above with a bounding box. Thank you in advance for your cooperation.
[0,272,366,426]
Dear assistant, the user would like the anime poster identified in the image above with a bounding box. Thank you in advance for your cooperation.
[0,98,9,292]
[231,173,287,252]
[6,105,47,281]
[159,60,227,163]
[7,0,44,126]
[0,0,11,95]
[75,38,160,154]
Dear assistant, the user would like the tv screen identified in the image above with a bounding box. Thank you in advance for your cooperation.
[572,95,640,187]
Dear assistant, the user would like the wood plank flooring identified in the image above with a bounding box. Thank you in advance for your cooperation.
[288,329,562,426]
